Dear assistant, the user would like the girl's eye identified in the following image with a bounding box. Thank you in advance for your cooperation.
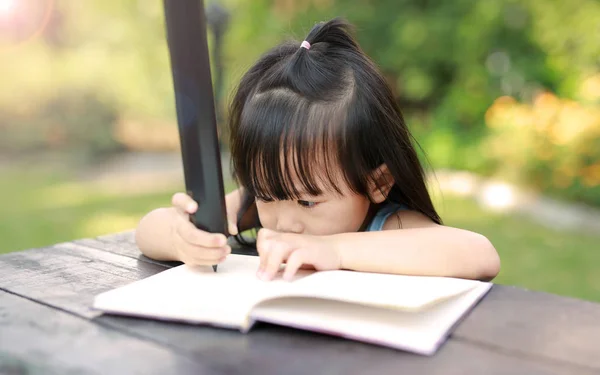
[255,196,274,203]
[297,200,318,208]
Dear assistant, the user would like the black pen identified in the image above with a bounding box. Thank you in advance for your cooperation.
[164,0,230,274]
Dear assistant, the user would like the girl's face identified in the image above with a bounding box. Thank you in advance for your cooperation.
[255,180,372,236]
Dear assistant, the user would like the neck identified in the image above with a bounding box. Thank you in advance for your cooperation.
[358,202,383,232]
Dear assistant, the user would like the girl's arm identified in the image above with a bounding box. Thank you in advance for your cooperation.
[333,210,500,281]
[256,209,500,282]
[135,188,250,261]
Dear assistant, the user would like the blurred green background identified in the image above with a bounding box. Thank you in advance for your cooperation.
[1,0,599,301]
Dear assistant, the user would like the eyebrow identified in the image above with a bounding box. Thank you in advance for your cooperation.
[295,191,326,198]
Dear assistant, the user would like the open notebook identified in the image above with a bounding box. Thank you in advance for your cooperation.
[93,254,492,355]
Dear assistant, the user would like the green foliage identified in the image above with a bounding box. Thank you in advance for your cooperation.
[225,0,600,204]
[482,92,600,205]
[1,0,599,202]
[0,1,175,158]
[0,89,120,159]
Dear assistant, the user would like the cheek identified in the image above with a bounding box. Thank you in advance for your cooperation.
[255,202,275,229]
[308,199,370,235]
[342,200,371,230]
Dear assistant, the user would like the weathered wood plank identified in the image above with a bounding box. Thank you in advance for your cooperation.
[94,229,258,257]
[0,242,167,318]
[93,314,596,375]
[3,238,600,373]
[75,237,181,268]
[96,230,137,245]
[453,285,600,370]
[0,286,590,375]
[0,239,251,320]
[0,290,216,374]
[81,230,257,264]
[75,236,141,260]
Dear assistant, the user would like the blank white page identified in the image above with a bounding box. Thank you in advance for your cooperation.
[93,254,312,328]
[287,270,483,311]
[250,282,492,355]
[93,253,489,344]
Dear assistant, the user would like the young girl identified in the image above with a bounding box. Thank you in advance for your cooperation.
[136,18,500,282]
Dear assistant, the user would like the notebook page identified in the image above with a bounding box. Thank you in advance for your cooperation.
[250,282,492,355]
[93,254,313,328]
[284,270,482,311]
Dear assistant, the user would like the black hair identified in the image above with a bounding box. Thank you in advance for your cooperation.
[228,18,441,243]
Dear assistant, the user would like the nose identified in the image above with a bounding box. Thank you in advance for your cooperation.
[275,210,304,234]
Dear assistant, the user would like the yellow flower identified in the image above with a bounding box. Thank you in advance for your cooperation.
[579,74,600,102]
[581,164,600,187]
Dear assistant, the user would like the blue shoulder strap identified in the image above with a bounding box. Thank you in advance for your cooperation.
[365,203,406,232]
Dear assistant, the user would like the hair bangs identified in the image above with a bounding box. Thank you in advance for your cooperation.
[228,18,443,235]
[232,88,359,201]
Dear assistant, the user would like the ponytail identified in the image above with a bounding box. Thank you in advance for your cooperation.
[258,18,361,101]
[303,18,360,51]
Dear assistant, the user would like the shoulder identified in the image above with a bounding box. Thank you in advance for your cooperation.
[382,208,439,230]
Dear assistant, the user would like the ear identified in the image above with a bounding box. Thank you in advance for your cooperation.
[367,164,395,203]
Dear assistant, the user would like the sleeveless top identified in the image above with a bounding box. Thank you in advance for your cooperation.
[365,202,406,232]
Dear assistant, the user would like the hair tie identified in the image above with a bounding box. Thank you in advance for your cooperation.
[300,40,311,50]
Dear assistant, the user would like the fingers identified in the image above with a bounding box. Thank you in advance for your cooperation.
[172,192,197,214]
[282,250,306,281]
[258,228,276,241]
[256,228,278,269]
[172,191,235,239]
[227,219,238,236]
[172,226,231,265]
[176,216,227,247]
[170,192,232,266]
[178,243,231,266]
[263,241,291,280]
[257,229,296,281]
[256,231,338,281]
[256,228,270,273]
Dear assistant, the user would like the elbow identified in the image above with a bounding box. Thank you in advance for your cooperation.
[134,217,148,255]
[134,225,145,253]
[473,234,500,281]
[134,208,162,256]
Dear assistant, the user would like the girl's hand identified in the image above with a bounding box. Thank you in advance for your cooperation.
[170,192,236,266]
[256,228,342,281]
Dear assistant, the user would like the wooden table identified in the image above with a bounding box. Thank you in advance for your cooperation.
[1,231,599,375]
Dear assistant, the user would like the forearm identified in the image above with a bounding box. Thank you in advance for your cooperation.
[333,226,500,280]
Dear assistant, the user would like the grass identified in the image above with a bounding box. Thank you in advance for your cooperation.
[435,195,600,302]
[1,166,174,252]
[2,165,599,302]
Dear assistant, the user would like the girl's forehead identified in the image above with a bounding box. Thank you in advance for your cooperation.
[288,153,346,185]
[281,147,345,177]
[234,86,365,200]
[243,148,351,199]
